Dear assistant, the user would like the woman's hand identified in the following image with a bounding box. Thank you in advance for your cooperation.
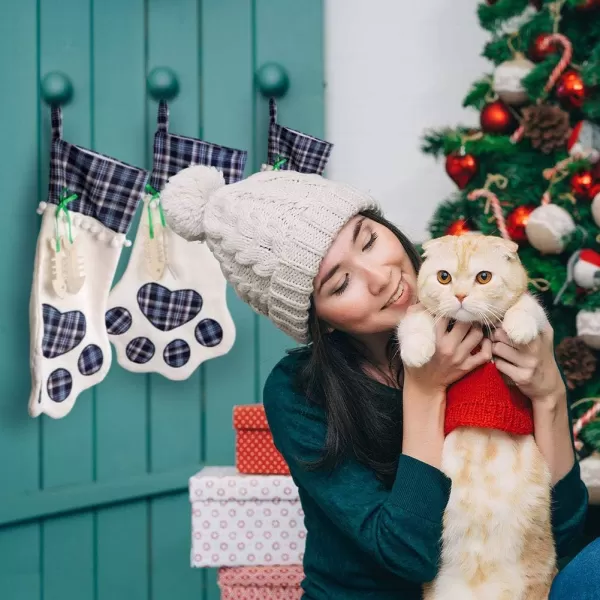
[492,322,575,484]
[403,304,493,394]
[491,323,566,405]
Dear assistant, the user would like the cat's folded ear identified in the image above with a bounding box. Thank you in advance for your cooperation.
[421,235,453,258]
[490,237,519,259]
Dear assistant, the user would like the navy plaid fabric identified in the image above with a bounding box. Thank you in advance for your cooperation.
[77,344,104,376]
[137,283,203,332]
[105,307,133,335]
[48,107,148,234]
[163,339,191,368]
[126,337,155,364]
[47,368,73,403]
[42,304,86,359]
[149,100,247,190]
[195,318,223,347]
[266,99,333,175]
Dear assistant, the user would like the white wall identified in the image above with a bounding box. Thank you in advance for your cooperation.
[324,0,489,243]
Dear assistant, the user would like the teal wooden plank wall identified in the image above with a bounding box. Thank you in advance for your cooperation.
[0,1,324,598]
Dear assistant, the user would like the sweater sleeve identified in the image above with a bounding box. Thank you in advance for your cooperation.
[550,390,589,560]
[263,359,451,584]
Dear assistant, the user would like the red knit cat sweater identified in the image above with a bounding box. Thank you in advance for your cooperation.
[444,360,534,436]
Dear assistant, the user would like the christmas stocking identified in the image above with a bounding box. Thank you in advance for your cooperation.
[29,107,147,418]
[106,101,247,380]
[261,98,333,173]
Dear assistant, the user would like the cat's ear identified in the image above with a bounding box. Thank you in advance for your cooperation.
[490,237,519,259]
[421,236,452,258]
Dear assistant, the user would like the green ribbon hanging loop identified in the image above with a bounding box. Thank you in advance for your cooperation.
[54,188,78,252]
[272,156,288,171]
[145,184,167,240]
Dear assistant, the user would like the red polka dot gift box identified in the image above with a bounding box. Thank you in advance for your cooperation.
[233,404,290,475]
[218,565,304,599]
[189,466,306,567]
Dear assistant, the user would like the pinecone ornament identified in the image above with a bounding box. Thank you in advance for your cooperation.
[555,336,597,389]
[521,104,571,154]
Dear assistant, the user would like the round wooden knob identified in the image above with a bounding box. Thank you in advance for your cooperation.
[41,72,73,106]
[147,67,180,101]
[256,63,290,98]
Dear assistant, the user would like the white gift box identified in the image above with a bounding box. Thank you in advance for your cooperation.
[189,466,306,567]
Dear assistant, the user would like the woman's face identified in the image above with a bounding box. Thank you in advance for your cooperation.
[313,216,418,336]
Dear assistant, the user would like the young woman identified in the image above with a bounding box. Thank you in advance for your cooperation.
[161,166,595,600]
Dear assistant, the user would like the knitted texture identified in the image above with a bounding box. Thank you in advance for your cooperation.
[445,361,534,436]
[160,166,378,342]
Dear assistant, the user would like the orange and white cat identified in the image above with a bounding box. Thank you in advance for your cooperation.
[397,234,555,600]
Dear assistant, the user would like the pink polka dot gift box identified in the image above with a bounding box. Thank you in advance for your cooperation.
[189,466,306,567]
[217,565,304,599]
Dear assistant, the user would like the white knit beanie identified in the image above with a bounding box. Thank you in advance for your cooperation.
[160,165,378,343]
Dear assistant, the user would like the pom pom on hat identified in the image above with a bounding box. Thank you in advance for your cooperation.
[161,165,226,242]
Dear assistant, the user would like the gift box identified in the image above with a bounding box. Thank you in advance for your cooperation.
[218,565,304,599]
[189,466,306,567]
[234,404,290,475]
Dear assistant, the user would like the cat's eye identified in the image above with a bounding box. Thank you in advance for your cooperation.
[476,271,492,284]
[437,270,452,284]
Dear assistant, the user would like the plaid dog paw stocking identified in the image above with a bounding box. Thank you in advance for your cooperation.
[106,101,246,380]
[29,108,147,418]
[260,98,333,174]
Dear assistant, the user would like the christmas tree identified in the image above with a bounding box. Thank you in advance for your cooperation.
[422,0,600,457]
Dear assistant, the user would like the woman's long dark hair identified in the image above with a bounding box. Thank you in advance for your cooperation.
[292,208,422,487]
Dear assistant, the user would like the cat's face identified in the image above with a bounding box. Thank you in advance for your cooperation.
[417,234,528,326]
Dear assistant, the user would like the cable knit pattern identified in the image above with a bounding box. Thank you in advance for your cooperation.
[161,166,378,342]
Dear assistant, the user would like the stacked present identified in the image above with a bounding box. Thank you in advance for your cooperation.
[189,404,306,598]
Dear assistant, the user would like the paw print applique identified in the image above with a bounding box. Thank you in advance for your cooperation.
[106,223,235,379]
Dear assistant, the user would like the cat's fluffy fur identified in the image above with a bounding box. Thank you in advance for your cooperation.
[397,235,555,600]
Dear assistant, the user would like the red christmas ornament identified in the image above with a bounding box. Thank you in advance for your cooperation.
[529,33,559,63]
[575,0,600,10]
[446,219,472,236]
[445,152,478,189]
[480,100,518,135]
[556,70,586,109]
[506,205,535,242]
[571,170,596,199]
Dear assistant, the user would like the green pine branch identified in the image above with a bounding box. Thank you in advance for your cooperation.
[463,77,494,110]
[477,0,530,33]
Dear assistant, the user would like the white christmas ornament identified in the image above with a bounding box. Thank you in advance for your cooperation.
[493,53,535,106]
[568,121,600,163]
[573,249,600,289]
[577,309,600,349]
[525,204,576,254]
[592,192,600,227]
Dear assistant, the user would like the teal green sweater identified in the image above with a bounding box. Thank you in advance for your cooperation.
[263,352,589,600]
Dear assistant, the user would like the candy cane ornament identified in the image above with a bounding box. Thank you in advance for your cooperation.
[573,400,600,451]
[511,33,573,144]
[468,188,511,240]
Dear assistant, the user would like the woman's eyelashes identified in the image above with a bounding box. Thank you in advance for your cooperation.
[332,232,378,296]
[333,274,349,296]
[362,231,378,251]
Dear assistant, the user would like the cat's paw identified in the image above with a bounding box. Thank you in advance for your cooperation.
[397,310,436,368]
[502,310,541,345]
[400,333,436,368]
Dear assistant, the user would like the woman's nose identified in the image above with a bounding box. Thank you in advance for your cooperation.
[366,265,392,295]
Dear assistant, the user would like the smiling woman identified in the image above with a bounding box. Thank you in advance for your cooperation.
[160,165,589,600]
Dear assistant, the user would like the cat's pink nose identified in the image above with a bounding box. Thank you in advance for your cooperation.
[455,294,466,303]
